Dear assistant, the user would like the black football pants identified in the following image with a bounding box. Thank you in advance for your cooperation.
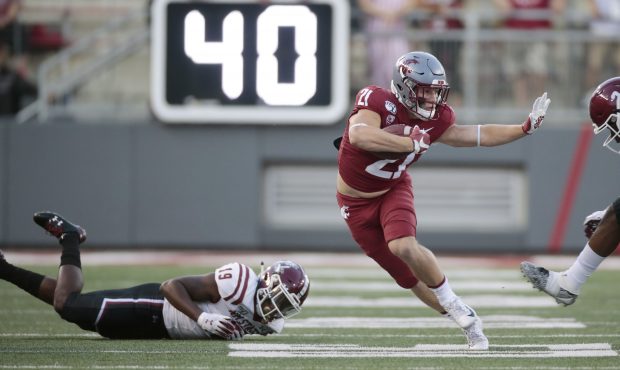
[58,283,170,339]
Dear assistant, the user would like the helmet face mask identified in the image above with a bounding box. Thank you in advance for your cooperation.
[256,274,300,321]
[596,114,620,154]
[412,84,448,119]
[391,51,450,120]
[255,261,310,322]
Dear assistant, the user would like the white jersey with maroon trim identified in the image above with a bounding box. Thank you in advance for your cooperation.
[162,263,284,339]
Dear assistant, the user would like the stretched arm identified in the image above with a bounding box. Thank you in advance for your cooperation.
[437,124,526,147]
[438,92,550,147]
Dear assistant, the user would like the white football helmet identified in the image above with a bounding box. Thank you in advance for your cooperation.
[391,51,450,120]
[256,261,310,321]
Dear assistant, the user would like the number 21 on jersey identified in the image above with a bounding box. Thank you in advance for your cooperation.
[365,152,416,180]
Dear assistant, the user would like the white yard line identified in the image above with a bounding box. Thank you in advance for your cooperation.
[306,268,523,279]
[310,280,532,292]
[278,333,620,339]
[228,342,618,358]
[305,295,558,308]
[287,315,585,329]
[7,332,620,339]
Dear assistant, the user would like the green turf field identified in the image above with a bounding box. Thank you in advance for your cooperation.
[1,261,619,369]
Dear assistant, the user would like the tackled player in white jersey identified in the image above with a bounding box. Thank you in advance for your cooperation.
[0,211,310,340]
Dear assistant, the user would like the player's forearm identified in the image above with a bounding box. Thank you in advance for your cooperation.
[349,125,413,152]
[479,124,526,146]
[160,280,203,321]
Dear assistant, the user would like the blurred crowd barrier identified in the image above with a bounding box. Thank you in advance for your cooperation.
[2,1,620,253]
[3,0,618,125]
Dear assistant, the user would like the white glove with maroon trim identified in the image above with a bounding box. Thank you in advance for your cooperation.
[522,92,551,135]
[197,312,243,340]
[409,125,430,154]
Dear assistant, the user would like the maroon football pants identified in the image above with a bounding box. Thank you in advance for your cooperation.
[337,176,419,289]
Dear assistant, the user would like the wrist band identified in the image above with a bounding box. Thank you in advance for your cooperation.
[476,125,481,147]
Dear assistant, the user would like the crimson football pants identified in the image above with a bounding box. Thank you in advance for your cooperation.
[337,176,419,289]
[59,283,170,339]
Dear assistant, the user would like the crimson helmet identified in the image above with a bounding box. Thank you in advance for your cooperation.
[391,51,450,121]
[589,77,620,155]
[256,261,310,321]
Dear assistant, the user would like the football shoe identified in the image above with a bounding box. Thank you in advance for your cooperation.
[462,317,489,350]
[443,297,478,329]
[33,211,87,244]
[520,261,578,306]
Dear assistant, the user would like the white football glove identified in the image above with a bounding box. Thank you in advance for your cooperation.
[522,92,551,135]
[583,209,606,240]
[409,125,430,154]
[197,312,243,340]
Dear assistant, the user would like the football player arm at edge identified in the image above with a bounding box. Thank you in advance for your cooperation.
[160,273,220,322]
[349,109,415,152]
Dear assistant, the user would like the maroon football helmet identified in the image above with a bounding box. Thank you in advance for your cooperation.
[256,261,310,321]
[589,77,620,154]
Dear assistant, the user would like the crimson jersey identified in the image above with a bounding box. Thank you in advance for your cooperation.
[338,85,455,193]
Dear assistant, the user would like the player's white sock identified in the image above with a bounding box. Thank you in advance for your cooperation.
[563,243,605,293]
[430,276,458,307]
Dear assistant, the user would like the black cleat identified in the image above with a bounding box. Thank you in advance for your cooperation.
[33,211,87,244]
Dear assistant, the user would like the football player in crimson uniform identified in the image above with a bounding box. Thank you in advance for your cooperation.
[0,211,310,340]
[336,51,551,350]
[521,77,620,306]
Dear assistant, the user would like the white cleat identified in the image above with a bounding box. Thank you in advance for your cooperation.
[520,261,578,306]
[463,317,489,350]
[443,297,478,329]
